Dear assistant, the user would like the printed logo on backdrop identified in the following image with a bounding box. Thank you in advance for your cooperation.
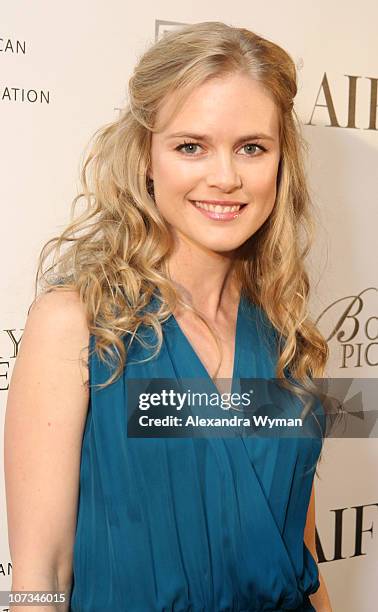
[155,19,189,41]
[316,287,377,370]
[0,560,11,576]
[316,502,378,564]
[0,37,25,54]
[0,329,23,392]
[307,73,378,130]
[0,34,50,104]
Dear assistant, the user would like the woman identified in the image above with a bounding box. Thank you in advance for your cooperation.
[5,21,332,612]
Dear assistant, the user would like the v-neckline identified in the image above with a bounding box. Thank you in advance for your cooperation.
[169,293,244,388]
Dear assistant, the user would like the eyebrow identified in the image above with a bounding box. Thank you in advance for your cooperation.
[165,131,276,142]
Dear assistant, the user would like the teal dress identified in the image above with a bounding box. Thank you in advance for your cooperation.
[69,293,324,611]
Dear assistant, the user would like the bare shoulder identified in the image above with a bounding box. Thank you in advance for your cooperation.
[25,288,90,387]
[27,287,89,335]
[4,287,91,586]
[5,286,91,463]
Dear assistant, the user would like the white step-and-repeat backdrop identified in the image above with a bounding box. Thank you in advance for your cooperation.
[1,2,377,611]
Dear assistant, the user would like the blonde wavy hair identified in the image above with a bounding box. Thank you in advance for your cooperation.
[33,21,329,447]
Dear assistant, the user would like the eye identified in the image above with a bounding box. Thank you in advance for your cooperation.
[175,141,202,155]
[174,141,267,156]
[240,143,267,156]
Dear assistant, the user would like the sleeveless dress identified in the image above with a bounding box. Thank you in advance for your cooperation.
[69,293,324,612]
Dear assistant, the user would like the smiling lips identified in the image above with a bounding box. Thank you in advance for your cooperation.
[190,199,248,220]
[191,199,247,212]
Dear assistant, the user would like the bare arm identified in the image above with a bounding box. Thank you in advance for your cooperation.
[305,482,333,612]
[4,290,90,611]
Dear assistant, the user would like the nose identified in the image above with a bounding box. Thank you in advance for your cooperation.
[205,152,242,191]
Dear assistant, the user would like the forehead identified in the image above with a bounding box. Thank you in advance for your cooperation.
[154,73,279,138]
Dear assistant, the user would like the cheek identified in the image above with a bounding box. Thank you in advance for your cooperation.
[153,164,190,221]
[251,162,279,201]
[248,167,278,222]
[156,154,196,193]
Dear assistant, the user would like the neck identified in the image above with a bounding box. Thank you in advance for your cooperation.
[167,238,241,321]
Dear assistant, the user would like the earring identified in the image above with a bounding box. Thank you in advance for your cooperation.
[147,177,155,199]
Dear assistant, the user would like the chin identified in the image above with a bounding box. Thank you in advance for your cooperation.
[172,226,254,254]
[198,238,250,255]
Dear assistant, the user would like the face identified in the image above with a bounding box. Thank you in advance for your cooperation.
[148,72,281,255]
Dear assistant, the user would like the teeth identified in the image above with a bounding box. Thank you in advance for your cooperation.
[194,201,242,212]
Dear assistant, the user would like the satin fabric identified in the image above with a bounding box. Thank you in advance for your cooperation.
[69,293,324,611]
